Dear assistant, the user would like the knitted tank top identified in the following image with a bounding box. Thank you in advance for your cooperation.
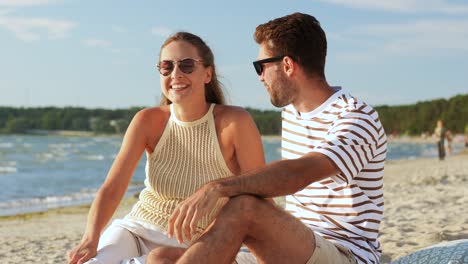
[126,103,233,234]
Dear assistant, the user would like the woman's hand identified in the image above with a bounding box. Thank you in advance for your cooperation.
[168,183,222,244]
[67,238,98,264]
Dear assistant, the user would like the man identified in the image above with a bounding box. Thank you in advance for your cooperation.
[148,12,387,264]
[434,119,446,160]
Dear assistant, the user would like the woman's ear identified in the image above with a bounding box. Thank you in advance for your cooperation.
[205,66,213,84]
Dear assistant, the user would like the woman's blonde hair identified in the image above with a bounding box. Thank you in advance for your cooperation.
[158,32,225,106]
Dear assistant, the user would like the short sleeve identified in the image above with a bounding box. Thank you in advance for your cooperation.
[312,107,382,185]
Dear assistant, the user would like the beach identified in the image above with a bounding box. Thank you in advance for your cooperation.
[1,153,467,263]
[379,152,468,262]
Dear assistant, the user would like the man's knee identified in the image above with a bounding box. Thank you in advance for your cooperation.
[223,195,268,224]
[146,248,166,264]
[146,247,184,264]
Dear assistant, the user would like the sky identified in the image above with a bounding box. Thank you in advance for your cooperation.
[0,0,467,110]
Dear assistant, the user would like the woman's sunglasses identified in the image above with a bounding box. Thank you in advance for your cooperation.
[157,58,203,76]
[252,55,285,76]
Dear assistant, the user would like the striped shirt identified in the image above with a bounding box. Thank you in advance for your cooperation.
[283,88,387,264]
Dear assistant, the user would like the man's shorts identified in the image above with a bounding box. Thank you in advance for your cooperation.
[307,232,357,264]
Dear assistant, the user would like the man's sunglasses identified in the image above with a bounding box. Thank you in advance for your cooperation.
[157,58,204,76]
[252,55,285,76]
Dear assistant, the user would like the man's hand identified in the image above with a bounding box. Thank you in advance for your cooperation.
[168,183,222,244]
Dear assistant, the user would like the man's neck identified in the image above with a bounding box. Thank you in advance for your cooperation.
[292,78,336,113]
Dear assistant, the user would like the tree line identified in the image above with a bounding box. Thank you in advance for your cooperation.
[0,106,282,135]
[0,93,466,135]
[374,94,467,136]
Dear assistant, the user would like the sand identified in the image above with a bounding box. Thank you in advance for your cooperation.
[0,153,467,263]
[379,153,468,263]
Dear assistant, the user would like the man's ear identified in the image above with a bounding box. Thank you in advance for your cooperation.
[283,56,295,77]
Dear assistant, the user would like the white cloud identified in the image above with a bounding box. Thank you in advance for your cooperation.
[0,0,73,42]
[356,19,468,52]
[0,0,59,6]
[330,18,468,62]
[0,14,75,41]
[151,26,171,37]
[82,38,111,48]
[315,0,468,14]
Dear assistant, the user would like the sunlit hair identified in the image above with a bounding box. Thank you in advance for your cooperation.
[158,32,225,106]
[254,12,327,79]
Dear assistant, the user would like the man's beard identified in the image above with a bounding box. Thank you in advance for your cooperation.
[269,72,296,107]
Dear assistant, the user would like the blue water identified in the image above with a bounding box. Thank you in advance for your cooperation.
[0,135,464,216]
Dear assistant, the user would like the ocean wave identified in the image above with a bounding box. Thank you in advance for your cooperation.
[261,136,281,143]
[1,161,16,166]
[0,142,14,149]
[49,143,73,149]
[0,190,97,216]
[421,147,438,157]
[0,166,17,173]
[35,151,69,161]
[0,184,144,217]
[82,154,105,160]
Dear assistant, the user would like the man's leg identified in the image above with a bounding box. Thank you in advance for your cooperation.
[177,195,316,264]
[146,247,186,264]
[438,142,445,160]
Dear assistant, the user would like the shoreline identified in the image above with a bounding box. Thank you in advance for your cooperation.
[2,131,466,142]
[1,154,467,262]
[2,152,465,219]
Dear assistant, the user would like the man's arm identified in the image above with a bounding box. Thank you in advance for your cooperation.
[214,151,340,199]
[167,151,340,243]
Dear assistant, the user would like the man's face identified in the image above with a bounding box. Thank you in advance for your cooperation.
[257,44,297,107]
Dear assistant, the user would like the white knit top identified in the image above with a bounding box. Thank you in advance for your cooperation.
[126,103,232,235]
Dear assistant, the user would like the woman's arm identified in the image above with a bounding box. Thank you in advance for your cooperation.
[231,109,266,174]
[230,109,275,203]
[68,109,151,264]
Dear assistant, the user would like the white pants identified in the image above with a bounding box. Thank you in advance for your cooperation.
[85,218,256,264]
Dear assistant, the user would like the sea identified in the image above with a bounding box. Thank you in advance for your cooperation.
[0,135,465,216]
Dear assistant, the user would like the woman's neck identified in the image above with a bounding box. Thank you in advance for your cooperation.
[172,102,210,122]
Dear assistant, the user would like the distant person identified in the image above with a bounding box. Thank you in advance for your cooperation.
[434,119,447,160]
[67,32,264,264]
[147,12,387,264]
[445,129,453,155]
[465,124,468,148]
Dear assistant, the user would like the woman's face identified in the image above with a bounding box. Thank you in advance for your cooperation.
[159,41,212,105]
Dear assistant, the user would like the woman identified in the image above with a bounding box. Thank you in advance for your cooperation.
[68,32,264,264]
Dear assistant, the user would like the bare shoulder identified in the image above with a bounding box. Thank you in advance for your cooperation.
[134,106,170,122]
[213,105,252,123]
[130,106,170,133]
[213,105,259,141]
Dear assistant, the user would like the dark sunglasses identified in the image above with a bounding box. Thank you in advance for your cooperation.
[157,58,203,76]
[252,55,285,76]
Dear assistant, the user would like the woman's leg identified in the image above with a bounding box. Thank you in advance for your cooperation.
[84,224,140,264]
